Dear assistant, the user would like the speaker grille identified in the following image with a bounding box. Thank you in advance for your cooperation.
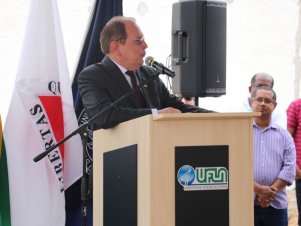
[171,0,227,97]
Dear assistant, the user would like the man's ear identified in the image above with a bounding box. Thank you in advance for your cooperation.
[110,41,118,52]
[250,98,255,110]
[248,86,252,93]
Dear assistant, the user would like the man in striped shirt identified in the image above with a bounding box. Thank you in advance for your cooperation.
[287,98,301,226]
[251,86,296,226]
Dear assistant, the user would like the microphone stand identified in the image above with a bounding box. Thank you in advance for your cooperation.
[195,96,199,107]
[79,126,88,226]
[33,69,161,226]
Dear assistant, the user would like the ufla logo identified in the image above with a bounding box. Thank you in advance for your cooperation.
[177,165,228,191]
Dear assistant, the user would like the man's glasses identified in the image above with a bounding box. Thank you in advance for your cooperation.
[252,97,275,105]
[252,84,272,88]
[114,36,145,46]
[133,36,145,46]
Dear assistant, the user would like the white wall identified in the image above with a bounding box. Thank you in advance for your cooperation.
[124,0,299,112]
[0,0,299,121]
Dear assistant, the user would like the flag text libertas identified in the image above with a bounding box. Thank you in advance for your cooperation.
[30,103,64,192]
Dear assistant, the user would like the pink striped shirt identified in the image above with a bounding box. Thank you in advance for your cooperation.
[287,99,301,167]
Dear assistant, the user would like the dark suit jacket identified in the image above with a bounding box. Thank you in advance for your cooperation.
[78,56,213,130]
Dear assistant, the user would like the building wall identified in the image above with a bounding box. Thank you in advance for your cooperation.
[124,0,300,112]
[0,0,299,119]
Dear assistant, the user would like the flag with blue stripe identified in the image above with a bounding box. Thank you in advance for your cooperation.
[66,0,123,225]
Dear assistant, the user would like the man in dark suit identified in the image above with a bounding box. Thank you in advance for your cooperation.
[78,16,213,130]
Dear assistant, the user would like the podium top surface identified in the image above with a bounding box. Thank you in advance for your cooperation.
[152,112,261,121]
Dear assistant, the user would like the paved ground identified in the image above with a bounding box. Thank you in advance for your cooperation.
[288,187,298,226]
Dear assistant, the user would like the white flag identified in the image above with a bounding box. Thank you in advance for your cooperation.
[3,0,83,225]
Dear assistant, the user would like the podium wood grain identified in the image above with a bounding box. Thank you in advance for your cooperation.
[93,112,259,226]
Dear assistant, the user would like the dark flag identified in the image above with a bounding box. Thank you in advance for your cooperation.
[66,0,123,225]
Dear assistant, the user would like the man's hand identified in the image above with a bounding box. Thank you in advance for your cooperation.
[255,185,277,208]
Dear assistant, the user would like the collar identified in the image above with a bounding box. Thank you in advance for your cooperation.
[110,58,128,74]
[253,120,279,131]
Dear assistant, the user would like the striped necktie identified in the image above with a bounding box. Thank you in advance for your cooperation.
[126,71,146,107]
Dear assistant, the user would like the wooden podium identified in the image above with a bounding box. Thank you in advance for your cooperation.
[93,113,258,226]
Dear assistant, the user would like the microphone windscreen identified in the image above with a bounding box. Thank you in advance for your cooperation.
[145,56,154,66]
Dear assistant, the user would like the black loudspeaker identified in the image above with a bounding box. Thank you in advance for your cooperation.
[171,0,227,97]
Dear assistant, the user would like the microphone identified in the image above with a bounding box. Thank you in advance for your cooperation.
[145,56,175,78]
